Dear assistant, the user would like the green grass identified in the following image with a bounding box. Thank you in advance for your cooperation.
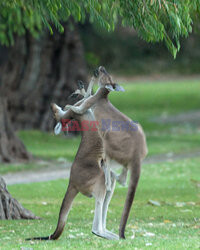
[110,80,200,124]
[18,130,81,161]
[0,80,200,249]
[0,157,199,249]
[17,129,200,165]
[0,131,80,174]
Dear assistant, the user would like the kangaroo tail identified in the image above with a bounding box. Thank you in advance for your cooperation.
[26,236,50,241]
[119,158,141,239]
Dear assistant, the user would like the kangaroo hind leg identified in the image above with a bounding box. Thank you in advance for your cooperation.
[116,167,128,186]
[92,175,118,240]
[26,184,78,241]
[102,171,119,240]
[50,185,78,240]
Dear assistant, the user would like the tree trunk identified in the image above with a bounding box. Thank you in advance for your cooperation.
[0,96,36,219]
[0,22,87,131]
[0,176,39,219]
[0,96,31,163]
[0,22,86,219]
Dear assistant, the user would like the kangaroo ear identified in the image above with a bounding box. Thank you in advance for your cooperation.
[77,80,84,90]
[68,93,79,99]
[93,68,99,78]
[99,66,108,74]
[105,84,115,92]
[114,84,125,92]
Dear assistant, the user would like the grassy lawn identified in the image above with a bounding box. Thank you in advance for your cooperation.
[0,157,199,249]
[19,130,81,162]
[0,80,200,249]
[111,80,200,125]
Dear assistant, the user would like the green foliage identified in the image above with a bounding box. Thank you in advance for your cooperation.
[0,156,199,248]
[85,51,100,68]
[0,0,113,46]
[0,1,199,56]
[118,0,194,58]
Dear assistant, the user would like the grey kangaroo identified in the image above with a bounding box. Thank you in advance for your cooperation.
[27,89,121,241]
[63,67,148,239]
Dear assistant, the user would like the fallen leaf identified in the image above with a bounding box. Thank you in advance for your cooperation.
[193,225,200,229]
[129,225,138,229]
[76,232,85,237]
[175,202,186,207]
[148,200,161,206]
[187,202,196,206]
[143,232,155,237]
[20,248,33,250]
[180,209,192,213]
[68,234,75,238]
[164,220,171,223]
[21,248,33,250]
[131,231,135,239]
[146,243,152,246]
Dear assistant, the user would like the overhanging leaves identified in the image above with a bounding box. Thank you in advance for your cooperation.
[0,0,199,57]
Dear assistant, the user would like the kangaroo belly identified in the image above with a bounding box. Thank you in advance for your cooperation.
[70,161,104,196]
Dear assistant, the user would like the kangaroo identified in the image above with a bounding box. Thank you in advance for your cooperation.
[68,75,128,186]
[26,100,119,241]
[63,67,148,239]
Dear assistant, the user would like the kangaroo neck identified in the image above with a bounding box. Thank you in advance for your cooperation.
[95,87,109,100]
[77,110,103,153]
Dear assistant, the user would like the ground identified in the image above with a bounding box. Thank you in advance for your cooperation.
[0,79,199,249]
[0,157,199,249]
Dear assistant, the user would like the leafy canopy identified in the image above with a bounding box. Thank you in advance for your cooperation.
[0,0,199,57]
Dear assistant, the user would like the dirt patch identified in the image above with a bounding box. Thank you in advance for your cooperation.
[2,151,200,185]
[150,110,200,125]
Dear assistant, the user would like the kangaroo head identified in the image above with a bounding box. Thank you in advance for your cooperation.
[96,66,125,92]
